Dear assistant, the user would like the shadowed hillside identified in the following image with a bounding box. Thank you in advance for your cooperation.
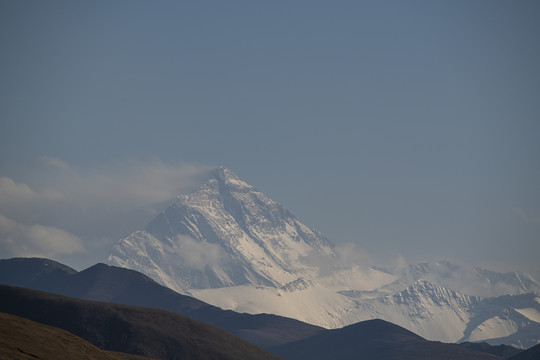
[0,312,156,360]
[0,284,281,360]
[458,342,522,359]
[271,319,504,360]
[506,343,540,360]
[0,257,323,348]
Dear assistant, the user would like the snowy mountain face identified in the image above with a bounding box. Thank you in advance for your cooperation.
[391,262,540,298]
[462,292,540,349]
[109,167,334,294]
[192,278,540,348]
[108,167,540,348]
[344,280,540,348]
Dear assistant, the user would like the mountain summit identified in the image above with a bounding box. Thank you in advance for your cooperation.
[108,167,540,348]
[108,167,334,294]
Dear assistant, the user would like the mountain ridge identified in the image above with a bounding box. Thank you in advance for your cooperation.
[0,284,282,360]
[105,167,540,348]
[0,257,324,349]
[0,280,516,360]
[271,318,503,360]
[109,167,334,293]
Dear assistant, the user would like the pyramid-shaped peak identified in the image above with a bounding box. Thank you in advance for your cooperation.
[215,166,239,179]
[170,167,258,207]
[211,166,254,191]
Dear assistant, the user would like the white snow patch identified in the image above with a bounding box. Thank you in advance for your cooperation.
[515,308,540,323]
[468,316,519,341]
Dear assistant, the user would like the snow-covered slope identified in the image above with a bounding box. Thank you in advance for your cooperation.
[355,280,480,342]
[108,167,334,294]
[345,261,540,302]
[352,281,540,347]
[194,281,469,338]
[107,167,540,348]
[388,261,540,298]
[192,279,540,347]
[461,293,540,349]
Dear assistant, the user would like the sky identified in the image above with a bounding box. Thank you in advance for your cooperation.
[1,1,539,279]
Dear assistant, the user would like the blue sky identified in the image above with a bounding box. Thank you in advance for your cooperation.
[1,1,539,278]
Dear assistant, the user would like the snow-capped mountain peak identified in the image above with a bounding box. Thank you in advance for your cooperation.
[107,167,540,348]
[108,167,334,294]
[214,166,254,190]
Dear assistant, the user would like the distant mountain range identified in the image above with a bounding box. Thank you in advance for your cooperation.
[0,258,529,360]
[107,167,540,348]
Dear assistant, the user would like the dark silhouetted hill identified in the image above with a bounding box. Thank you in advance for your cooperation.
[0,284,281,360]
[0,257,323,348]
[0,311,157,360]
[271,319,504,360]
[506,343,540,360]
[458,341,523,359]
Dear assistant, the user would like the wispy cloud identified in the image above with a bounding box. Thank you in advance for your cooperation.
[0,176,62,218]
[175,235,225,271]
[39,156,70,169]
[0,176,38,206]
[0,214,84,258]
[0,158,212,265]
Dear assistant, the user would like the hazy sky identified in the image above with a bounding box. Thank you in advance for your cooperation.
[1,1,539,279]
